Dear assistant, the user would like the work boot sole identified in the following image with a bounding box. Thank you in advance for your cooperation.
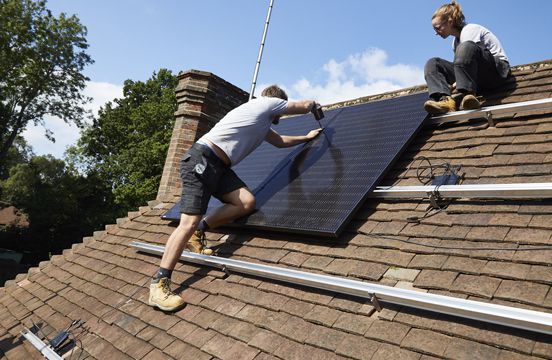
[148,299,186,312]
[424,103,451,115]
[461,96,481,110]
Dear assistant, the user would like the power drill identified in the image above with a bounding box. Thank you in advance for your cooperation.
[311,103,324,120]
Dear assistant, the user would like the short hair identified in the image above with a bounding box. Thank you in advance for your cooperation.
[260,85,288,100]
[433,1,466,29]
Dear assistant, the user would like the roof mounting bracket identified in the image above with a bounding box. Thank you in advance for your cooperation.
[370,294,382,312]
[485,110,494,127]
[221,265,231,279]
[131,241,552,335]
[428,191,442,209]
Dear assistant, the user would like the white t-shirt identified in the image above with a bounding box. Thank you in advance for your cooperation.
[453,23,509,63]
[200,97,288,166]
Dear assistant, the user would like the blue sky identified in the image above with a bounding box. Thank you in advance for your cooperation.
[24,0,552,158]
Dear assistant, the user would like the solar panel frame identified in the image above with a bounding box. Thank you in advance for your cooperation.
[163,92,429,237]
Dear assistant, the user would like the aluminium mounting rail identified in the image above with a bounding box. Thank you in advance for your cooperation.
[427,97,552,126]
[131,241,552,335]
[21,328,63,360]
[371,182,552,199]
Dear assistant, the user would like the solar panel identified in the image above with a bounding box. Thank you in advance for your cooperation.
[163,92,429,237]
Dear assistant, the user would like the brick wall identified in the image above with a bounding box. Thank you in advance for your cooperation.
[157,70,249,199]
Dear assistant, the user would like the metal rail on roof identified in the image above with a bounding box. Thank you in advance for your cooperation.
[371,182,552,199]
[21,328,63,360]
[427,97,552,126]
[131,241,552,335]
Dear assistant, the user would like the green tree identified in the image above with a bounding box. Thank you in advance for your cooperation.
[0,0,93,163]
[0,136,33,179]
[0,154,117,261]
[71,69,177,211]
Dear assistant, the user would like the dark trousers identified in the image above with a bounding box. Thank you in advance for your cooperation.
[424,41,509,100]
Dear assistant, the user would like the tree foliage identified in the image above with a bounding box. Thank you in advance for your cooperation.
[0,152,118,262]
[71,69,177,211]
[0,0,93,163]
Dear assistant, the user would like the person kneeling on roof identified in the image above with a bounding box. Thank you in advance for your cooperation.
[149,85,323,312]
[423,0,510,115]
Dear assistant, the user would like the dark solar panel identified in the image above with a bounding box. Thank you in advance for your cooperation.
[163,92,428,237]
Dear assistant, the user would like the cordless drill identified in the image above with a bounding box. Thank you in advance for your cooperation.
[311,103,324,120]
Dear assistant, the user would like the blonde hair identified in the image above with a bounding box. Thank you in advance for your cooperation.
[260,85,288,100]
[433,1,466,29]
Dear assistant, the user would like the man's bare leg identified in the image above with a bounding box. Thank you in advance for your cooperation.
[148,213,200,311]
[203,187,256,228]
[160,213,201,269]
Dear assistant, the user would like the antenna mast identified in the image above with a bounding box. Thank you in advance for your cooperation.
[249,0,274,100]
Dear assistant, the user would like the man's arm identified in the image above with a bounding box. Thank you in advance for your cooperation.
[265,128,322,148]
[281,100,316,116]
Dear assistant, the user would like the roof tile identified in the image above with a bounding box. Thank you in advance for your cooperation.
[373,343,421,360]
[481,261,531,280]
[414,270,458,290]
[494,280,550,306]
[401,328,452,357]
[451,274,502,298]
[333,312,374,335]
[365,319,410,345]
[335,333,381,359]
[443,336,501,360]
[505,228,552,244]
[304,304,341,327]
[248,329,286,354]
[305,325,347,351]
[166,339,212,360]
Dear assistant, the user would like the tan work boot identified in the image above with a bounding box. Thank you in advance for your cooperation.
[149,277,186,312]
[186,230,213,255]
[424,96,456,115]
[460,94,482,110]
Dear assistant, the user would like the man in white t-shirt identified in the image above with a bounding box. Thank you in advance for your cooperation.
[423,1,510,115]
[149,85,322,311]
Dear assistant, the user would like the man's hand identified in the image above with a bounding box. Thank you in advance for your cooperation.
[451,82,457,92]
[306,128,323,140]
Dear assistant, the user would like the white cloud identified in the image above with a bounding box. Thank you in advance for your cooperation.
[21,81,123,158]
[289,48,424,105]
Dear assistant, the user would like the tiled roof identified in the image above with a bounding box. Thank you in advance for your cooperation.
[2,60,552,359]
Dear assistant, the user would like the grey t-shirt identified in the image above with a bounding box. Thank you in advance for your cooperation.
[200,97,288,166]
[453,23,509,63]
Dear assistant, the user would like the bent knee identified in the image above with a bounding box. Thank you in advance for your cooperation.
[424,57,443,74]
[178,214,201,229]
[242,195,256,213]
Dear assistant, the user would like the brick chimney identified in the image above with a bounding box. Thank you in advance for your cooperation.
[157,70,249,200]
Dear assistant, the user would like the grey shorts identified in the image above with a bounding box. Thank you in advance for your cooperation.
[180,143,246,215]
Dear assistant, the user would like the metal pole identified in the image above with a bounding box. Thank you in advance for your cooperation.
[427,97,552,125]
[249,0,275,100]
[371,182,552,199]
[131,241,552,335]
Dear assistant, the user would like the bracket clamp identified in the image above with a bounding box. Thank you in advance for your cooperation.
[370,293,383,312]
[485,110,494,127]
